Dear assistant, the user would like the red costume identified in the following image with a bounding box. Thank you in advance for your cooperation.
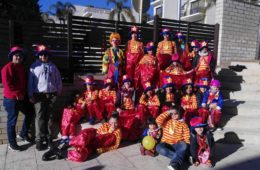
[99,78,117,119]
[138,82,160,125]
[181,79,198,125]
[156,28,177,70]
[68,123,122,162]
[135,42,158,91]
[84,76,103,122]
[193,41,215,84]
[160,54,193,90]
[125,26,144,82]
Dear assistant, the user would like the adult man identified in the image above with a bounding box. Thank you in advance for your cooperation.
[28,44,62,151]
[156,106,190,170]
[1,46,32,151]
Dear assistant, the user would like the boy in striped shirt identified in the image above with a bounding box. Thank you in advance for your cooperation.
[156,106,190,170]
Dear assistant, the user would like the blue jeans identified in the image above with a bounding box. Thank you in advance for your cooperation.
[3,97,31,146]
[156,142,188,166]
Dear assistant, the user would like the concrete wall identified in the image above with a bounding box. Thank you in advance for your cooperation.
[164,0,178,20]
[205,5,216,24]
[216,0,260,64]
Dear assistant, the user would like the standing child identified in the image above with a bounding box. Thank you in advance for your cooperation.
[201,80,223,130]
[190,117,214,168]
[84,75,103,125]
[140,118,162,157]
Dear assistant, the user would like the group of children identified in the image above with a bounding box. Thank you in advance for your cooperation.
[58,26,223,168]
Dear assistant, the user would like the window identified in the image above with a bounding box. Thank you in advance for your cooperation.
[155,6,163,18]
[190,0,204,15]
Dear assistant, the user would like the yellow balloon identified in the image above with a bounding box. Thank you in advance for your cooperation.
[142,136,156,150]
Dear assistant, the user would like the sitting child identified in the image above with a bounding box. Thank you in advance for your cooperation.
[190,117,215,168]
[140,118,162,157]
[68,113,122,162]
[60,94,85,144]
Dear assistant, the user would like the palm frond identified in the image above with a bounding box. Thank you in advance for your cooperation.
[122,8,135,22]
[109,9,117,20]
[121,14,127,22]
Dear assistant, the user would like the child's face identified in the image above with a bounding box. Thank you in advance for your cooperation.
[111,38,119,47]
[193,47,198,52]
[148,124,156,130]
[124,82,131,89]
[109,118,118,130]
[170,109,180,120]
[195,127,204,135]
[131,33,137,40]
[199,87,206,93]
[210,86,218,93]
[147,50,153,55]
[163,34,169,40]
[166,87,172,93]
[186,85,193,94]
[86,84,93,91]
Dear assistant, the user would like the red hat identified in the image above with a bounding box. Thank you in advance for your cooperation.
[162,76,174,89]
[122,74,131,83]
[190,117,207,128]
[210,79,221,88]
[195,78,209,88]
[145,41,155,51]
[161,28,171,35]
[171,54,179,62]
[84,75,95,85]
[199,41,209,51]
[36,44,50,56]
[104,77,113,86]
[182,78,193,86]
[176,32,185,39]
[130,26,139,34]
[191,40,200,48]
[8,46,24,60]
[144,81,154,92]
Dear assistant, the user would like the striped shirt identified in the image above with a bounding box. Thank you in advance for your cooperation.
[139,94,160,107]
[156,111,190,145]
[96,123,122,153]
[181,94,197,110]
[84,90,99,105]
[99,89,117,104]
[156,40,176,55]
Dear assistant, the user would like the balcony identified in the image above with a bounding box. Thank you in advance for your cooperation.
[181,6,204,22]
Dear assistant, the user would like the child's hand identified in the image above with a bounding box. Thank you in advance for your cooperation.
[194,161,200,167]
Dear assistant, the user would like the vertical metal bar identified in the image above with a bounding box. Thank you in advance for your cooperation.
[67,13,73,83]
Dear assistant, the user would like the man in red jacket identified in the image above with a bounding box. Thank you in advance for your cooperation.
[1,46,31,151]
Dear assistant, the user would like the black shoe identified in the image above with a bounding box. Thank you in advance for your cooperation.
[167,162,179,170]
[8,144,22,152]
[36,141,47,151]
[47,137,54,149]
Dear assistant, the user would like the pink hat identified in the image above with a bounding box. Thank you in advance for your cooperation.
[162,76,174,88]
[210,80,221,88]
[190,117,207,128]
[171,54,179,62]
[84,75,95,85]
[8,46,24,60]
[182,78,193,86]
[191,40,200,48]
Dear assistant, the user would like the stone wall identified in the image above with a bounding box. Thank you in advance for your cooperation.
[216,0,260,65]
[0,74,103,144]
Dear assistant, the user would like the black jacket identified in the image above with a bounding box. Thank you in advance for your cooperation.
[190,130,215,162]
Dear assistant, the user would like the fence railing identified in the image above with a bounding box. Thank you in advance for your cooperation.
[0,15,219,83]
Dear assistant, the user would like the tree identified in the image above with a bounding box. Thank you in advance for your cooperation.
[49,1,76,24]
[0,0,41,21]
[107,0,135,22]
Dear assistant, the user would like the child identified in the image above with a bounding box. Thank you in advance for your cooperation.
[140,118,162,157]
[125,26,144,81]
[99,77,117,120]
[189,40,200,64]
[138,81,160,125]
[156,28,177,70]
[192,41,215,84]
[157,76,181,112]
[60,94,85,144]
[190,117,214,168]
[102,32,125,86]
[68,113,122,162]
[135,41,158,91]
[84,75,103,125]
[201,80,223,130]
[181,78,198,125]
[196,78,210,123]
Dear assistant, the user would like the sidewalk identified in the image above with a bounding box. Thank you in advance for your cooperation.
[1,130,260,170]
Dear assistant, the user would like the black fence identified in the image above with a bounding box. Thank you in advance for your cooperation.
[0,15,219,83]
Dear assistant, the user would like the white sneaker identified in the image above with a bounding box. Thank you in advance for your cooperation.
[8,145,21,152]
[217,127,223,131]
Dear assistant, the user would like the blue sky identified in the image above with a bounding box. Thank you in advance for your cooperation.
[39,0,152,14]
